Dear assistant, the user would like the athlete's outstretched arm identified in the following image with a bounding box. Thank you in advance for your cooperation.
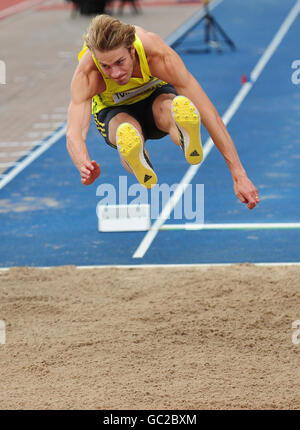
[147,33,260,210]
[66,66,101,185]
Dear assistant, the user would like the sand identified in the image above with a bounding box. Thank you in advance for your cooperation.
[0,264,299,410]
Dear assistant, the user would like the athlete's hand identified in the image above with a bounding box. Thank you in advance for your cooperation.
[233,175,260,210]
[80,160,101,185]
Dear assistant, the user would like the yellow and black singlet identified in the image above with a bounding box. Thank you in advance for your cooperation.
[78,34,168,115]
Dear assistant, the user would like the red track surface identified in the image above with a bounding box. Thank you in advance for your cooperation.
[0,0,27,11]
[0,0,47,18]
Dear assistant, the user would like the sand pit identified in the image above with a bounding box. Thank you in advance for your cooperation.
[0,264,299,409]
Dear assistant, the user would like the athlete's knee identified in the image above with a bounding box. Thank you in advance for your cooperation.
[153,94,174,114]
[153,94,176,131]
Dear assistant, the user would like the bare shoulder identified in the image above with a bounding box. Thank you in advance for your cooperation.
[71,50,105,103]
[135,26,169,58]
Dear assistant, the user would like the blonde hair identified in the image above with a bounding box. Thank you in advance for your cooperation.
[83,14,136,53]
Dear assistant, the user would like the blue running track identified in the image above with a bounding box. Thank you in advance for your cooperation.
[1,0,300,267]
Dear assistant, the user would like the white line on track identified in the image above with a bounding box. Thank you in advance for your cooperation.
[33,122,63,129]
[0,141,41,147]
[27,131,56,138]
[160,222,300,231]
[0,151,30,158]
[0,262,300,272]
[0,125,66,190]
[40,114,67,120]
[0,162,18,168]
[133,0,300,259]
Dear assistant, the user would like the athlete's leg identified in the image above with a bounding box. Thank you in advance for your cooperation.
[108,112,142,172]
[152,93,180,145]
[152,93,203,165]
[108,113,157,188]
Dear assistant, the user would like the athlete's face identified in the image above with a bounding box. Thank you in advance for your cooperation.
[95,46,135,85]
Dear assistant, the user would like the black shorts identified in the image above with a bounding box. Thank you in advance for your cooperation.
[94,84,177,149]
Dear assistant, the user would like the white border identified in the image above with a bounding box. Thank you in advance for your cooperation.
[1,262,300,272]
[160,222,300,230]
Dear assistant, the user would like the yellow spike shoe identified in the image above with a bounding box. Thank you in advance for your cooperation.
[116,123,157,189]
[171,95,203,165]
